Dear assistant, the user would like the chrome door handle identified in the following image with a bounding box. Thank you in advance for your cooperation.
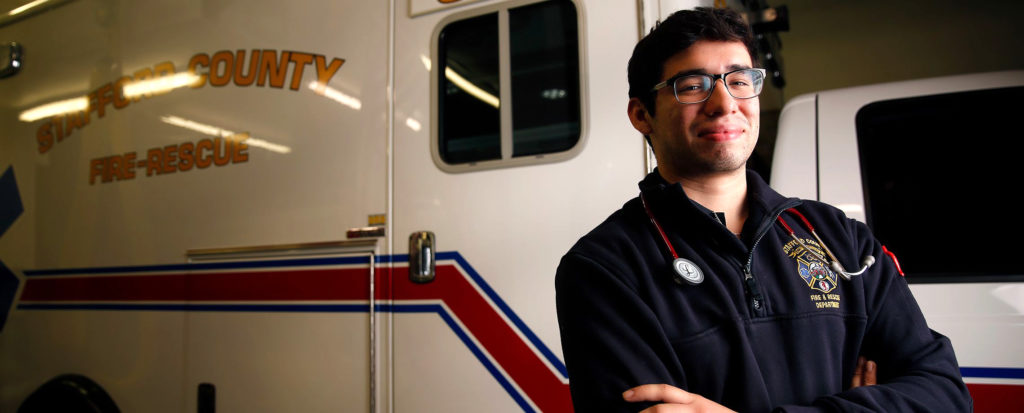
[408,231,435,283]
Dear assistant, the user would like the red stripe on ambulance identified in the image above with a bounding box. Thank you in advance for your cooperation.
[18,259,571,412]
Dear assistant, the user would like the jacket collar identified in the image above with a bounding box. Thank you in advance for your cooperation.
[638,168,799,241]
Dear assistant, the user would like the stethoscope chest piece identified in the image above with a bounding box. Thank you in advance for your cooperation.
[673,258,704,285]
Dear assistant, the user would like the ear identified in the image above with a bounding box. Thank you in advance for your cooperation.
[627,97,654,135]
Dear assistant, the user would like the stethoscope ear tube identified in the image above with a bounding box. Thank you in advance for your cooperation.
[831,256,875,280]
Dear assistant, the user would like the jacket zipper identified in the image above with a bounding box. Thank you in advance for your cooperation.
[740,199,802,317]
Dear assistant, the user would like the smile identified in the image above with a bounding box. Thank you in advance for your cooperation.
[698,127,744,141]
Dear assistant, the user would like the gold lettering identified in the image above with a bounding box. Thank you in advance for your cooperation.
[231,133,249,163]
[234,50,258,86]
[188,53,210,88]
[151,61,176,96]
[145,148,162,176]
[213,138,231,166]
[161,144,179,174]
[178,142,195,171]
[123,152,137,180]
[113,76,132,109]
[38,49,346,157]
[53,115,65,142]
[132,67,154,101]
[258,50,289,88]
[89,158,104,185]
[314,55,345,87]
[196,138,214,168]
[37,122,53,154]
[64,111,87,139]
[209,51,233,87]
[815,300,840,309]
[288,51,314,91]
[90,83,115,118]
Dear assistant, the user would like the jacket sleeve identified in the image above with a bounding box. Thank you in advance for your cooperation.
[555,251,683,412]
[775,220,973,412]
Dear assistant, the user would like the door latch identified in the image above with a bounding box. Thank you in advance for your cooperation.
[408,231,435,283]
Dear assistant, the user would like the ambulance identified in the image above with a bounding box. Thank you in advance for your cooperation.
[0,0,1019,411]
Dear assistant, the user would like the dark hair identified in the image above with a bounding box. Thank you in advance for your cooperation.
[627,7,758,116]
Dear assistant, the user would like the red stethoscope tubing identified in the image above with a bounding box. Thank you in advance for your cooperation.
[776,208,843,266]
[643,193,884,280]
[776,208,879,280]
[641,195,884,281]
[641,194,681,260]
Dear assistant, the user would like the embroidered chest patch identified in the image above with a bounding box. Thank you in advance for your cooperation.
[783,238,838,293]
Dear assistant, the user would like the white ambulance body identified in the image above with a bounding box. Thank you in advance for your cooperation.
[0,0,1019,411]
[772,70,1024,412]
[1,0,642,411]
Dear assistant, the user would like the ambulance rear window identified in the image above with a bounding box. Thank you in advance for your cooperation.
[855,86,1024,281]
[435,0,583,172]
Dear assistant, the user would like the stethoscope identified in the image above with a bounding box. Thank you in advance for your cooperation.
[775,208,875,281]
[641,194,876,284]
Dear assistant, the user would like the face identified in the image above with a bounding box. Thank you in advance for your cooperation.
[629,40,760,181]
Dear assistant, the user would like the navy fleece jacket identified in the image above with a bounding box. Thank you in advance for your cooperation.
[555,170,971,412]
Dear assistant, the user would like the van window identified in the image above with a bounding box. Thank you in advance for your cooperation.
[435,0,582,171]
[855,86,1024,281]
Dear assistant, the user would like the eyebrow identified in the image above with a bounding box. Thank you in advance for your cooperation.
[665,64,753,80]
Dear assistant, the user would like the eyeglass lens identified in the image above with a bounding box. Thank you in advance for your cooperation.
[674,69,764,103]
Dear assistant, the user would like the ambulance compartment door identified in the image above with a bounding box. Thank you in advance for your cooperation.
[184,242,378,412]
[392,0,643,411]
[2,0,389,411]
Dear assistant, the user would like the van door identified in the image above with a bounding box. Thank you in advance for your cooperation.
[391,0,644,411]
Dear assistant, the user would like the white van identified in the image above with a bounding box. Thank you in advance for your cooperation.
[772,70,1024,412]
[0,0,1019,411]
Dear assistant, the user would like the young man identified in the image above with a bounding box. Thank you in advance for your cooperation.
[554,7,971,412]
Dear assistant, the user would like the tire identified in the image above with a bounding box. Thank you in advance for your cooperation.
[18,374,120,413]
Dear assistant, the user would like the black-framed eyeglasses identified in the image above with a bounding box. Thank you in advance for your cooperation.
[650,68,767,104]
